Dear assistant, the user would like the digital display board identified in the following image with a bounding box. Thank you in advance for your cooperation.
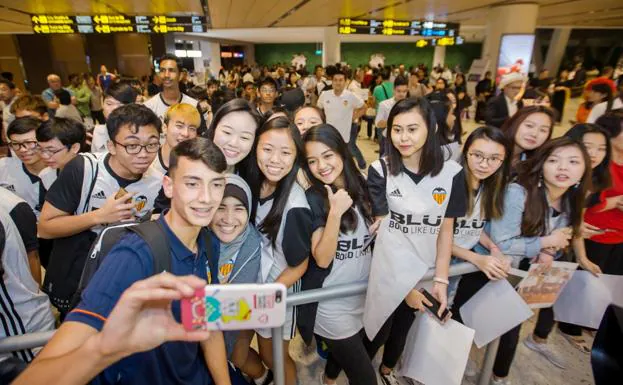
[338,18,459,39]
[31,14,207,34]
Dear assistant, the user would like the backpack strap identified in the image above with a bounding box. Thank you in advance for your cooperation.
[204,229,218,284]
[381,84,390,99]
[129,221,172,274]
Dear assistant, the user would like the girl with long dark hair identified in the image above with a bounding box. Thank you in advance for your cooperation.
[479,137,598,384]
[206,98,262,176]
[246,116,312,385]
[500,105,556,172]
[298,124,378,385]
[364,97,467,384]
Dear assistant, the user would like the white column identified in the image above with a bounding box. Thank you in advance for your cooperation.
[543,27,571,75]
[481,3,539,71]
[243,44,256,66]
[433,45,446,68]
[322,27,341,67]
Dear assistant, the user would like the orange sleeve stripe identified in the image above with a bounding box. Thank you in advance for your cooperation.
[70,309,108,322]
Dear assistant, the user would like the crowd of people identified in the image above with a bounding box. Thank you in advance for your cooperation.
[0,53,621,385]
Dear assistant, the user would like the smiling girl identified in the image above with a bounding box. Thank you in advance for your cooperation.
[364,97,467,384]
[207,98,262,175]
[247,116,312,385]
[299,124,378,385]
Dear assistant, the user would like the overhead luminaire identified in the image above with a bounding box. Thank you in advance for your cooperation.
[186,50,202,58]
[175,49,187,57]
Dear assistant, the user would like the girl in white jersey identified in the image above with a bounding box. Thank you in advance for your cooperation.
[298,124,378,385]
[246,116,312,385]
[450,126,513,287]
[364,97,467,385]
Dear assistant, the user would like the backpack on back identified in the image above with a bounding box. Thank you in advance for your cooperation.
[69,220,172,310]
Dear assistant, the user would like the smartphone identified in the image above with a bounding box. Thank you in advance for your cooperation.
[420,288,450,320]
[181,283,287,331]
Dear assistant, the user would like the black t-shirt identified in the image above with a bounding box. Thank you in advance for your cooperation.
[9,202,38,253]
[367,164,467,218]
[306,189,329,233]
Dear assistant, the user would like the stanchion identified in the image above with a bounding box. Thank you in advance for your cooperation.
[271,325,286,385]
[478,337,500,385]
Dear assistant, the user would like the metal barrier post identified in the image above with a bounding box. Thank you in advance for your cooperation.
[271,326,286,385]
[478,337,500,385]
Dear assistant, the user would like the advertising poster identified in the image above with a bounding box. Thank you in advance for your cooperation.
[496,34,535,84]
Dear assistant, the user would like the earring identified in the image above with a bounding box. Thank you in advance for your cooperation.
[538,175,543,188]
[574,181,580,188]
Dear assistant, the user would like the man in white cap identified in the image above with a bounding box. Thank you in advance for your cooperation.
[485,72,525,128]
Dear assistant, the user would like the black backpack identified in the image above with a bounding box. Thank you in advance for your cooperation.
[69,220,173,310]
[315,80,332,96]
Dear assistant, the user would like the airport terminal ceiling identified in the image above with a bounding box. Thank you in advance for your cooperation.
[0,0,621,34]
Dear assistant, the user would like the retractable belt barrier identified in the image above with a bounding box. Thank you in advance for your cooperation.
[0,262,500,385]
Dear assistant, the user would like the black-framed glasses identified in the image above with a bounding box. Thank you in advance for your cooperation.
[113,140,160,154]
[260,87,276,94]
[8,140,38,151]
[38,146,68,157]
[468,152,504,167]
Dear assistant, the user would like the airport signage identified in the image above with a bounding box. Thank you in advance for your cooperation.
[338,18,459,39]
[31,14,207,34]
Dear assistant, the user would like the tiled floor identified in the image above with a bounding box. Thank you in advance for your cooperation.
[290,97,596,385]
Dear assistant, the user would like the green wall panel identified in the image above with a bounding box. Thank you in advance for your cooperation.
[254,42,482,73]
[254,43,322,70]
[341,42,482,71]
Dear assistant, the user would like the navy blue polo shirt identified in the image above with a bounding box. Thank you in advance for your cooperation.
[65,216,219,385]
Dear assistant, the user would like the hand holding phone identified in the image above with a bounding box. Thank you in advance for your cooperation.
[181,283,287,331]
[420,288,451,322]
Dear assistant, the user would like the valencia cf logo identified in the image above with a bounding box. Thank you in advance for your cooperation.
[432,187,447,205]
[134,195,148,212]
[343,100,348,106]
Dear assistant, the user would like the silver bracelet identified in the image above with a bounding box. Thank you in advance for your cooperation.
[433,277,450,285]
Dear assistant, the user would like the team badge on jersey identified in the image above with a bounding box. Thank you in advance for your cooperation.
[134,195,148,212]
[343,100,348,106]
[432,187,447,205]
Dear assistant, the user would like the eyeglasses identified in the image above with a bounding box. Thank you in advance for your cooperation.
[260,87,276,94]
[38,146,67,157]
[8,140,38,151]
[113,140,160,154]
[468,152,504,167]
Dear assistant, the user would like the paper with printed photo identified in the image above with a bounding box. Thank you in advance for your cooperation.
[460,279,533,348]
[554,271,623,329]
[517,262,578,308]
[398,314,475,385]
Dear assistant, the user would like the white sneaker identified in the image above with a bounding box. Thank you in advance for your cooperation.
[490,376,511,385]
[523,334,566,369]
[378,367,401,385]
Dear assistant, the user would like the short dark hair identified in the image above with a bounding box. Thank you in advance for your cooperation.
[243,81,255,89]
[188,85,208,101]
[1,72,14,82]
[596,109,623,140]
[159,53,180,68]
[385,97,444,176]
[106,103,162,140]
[0,78,15,90]
[259,77,278,89]
[68,73,80,82]
[54,89,72,105]
[169,137,227,176]
[325,65,338,78]
[394,75,408,88]
[7,117,40,137]
[332,69,346,80]
[36,117,86,147]
[105,81,138,104]
[207,79,220,88]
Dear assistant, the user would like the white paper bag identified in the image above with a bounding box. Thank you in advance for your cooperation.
[553,271,623,329]
[460,279,533,348]
[398,314,475,385]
